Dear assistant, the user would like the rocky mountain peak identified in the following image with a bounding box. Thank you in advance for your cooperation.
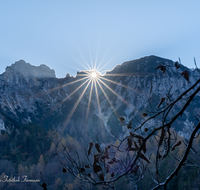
[5,60,56,79]
[106,55,175,75]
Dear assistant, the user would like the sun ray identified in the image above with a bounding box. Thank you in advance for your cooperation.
[72,43,93,71]
[97,69,108,74]
[66,64,87,73]
[60,77,91,105]
[88,44,94,70]
[69,53,90,71]
[99,76,139,92]
[76,73,90,77]
[39,78,92,127]
[76,74,90,77]
[94,79,104,128]
[75,58,90,70]
[96,46,111,71]
[62,79,92,133]
[78,51,92,71]
[94,44,99,71]
[43,76,90,95]
[103,73,149,77]
[97,78,130,107]
[96,79,119,120]
[50,77,91,114]
[85,80,94,126]
[98,52,120,72]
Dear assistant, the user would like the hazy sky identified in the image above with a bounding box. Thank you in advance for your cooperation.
[0,1,200,77]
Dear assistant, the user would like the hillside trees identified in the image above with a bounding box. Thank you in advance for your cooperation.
[57,60,200,190]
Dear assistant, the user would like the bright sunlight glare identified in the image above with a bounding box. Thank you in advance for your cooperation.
[91,72,97,78]
[89,70,101,80]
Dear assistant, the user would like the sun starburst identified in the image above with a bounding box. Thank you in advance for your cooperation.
[91,71,97,78]
[45,49,146,133]
[89,70,101,80]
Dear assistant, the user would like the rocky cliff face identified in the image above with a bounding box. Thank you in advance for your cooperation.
[99,56,200,139]
[4,60,56,82]
[0,56,199,141]
[97,56,200,138]
[0,60,57,123]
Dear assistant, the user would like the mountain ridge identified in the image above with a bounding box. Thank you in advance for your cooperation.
[0,55,199,141]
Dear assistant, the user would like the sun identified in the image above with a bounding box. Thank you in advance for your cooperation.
[89,70,100,80]
[91,71,97,78]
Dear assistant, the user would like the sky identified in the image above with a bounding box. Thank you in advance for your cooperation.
[0,1,200,78]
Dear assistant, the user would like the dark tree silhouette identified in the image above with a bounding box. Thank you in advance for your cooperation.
[57,59,200,190]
